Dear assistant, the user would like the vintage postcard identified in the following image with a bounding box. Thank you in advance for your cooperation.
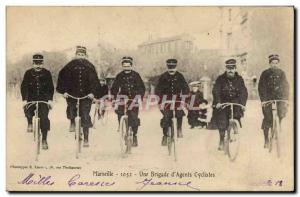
[6,6,294,192]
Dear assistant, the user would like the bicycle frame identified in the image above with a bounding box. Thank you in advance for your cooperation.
[219,102,245,161]
[66,93,90,159]
[25,101,49,161]
[162,100,187,162]
[116,98,137,155]
[261,100,288,157]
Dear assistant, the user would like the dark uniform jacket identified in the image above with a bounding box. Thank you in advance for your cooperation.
[99,84,109,99]
[188,91,204,108]
[258,67,289,129]
[258,67,289,101]
[212,72,248,130]
[155,71,189,107]
[56,58,101,98]
[111,70,145,100]
[21,68,54,102]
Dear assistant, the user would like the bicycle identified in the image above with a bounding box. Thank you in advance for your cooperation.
[162,100,187,162]
[24,101,51,161]
[92,99,109,128]
[261,100,288,158]
[66,93,90,159]
[116,98,138,155]
[219,103,246,162]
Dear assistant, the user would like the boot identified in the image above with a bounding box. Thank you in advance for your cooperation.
[218,130,225,151]
[161,136,167,146]
[83,127,89,147]
[218,140,224,151]
[42,140,48,150]
[69,121,75,132]
[27,124,33,133]
[177,128,183,138]
[132,135,138,147]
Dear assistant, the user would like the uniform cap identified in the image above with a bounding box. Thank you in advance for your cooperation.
[225,59,236,68]
[166,59,177,68]
[32,54,44,64]
[269,54,280,62]
[121,56,133,65]
[76,46,87,55]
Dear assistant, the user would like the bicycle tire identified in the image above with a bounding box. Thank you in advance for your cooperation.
[173,121,177,162]
[167,120,175,157]
[127,127,133,154]
[120,116,128,155]
[269,117,276,153]
[274,116,281,158]
[34,117,40,161]
[227,120,240,162]
[75,117,81,159]
[92,107,97,129]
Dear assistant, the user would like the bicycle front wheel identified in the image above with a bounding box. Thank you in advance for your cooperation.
[274,116,281,158]
[167,120,175,157]
[75,117,81,159]
[227,120,240,162]
[34,117,41,161]
[120,116,128,155]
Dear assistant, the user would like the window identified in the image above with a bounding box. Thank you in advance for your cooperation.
[227,32,232,49]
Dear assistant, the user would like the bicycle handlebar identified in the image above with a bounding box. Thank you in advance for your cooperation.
[25,101,50,110]
[66,93,90,100]
[219,102,246,110]
[261,100,289,107]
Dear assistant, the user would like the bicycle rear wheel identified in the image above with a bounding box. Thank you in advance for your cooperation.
[226,120,240,162]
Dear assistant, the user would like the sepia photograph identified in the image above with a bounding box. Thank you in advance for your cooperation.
[6,6,294,192]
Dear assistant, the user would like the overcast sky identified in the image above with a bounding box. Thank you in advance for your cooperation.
[7,6,221,63]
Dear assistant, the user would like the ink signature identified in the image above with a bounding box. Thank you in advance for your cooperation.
[136,178,200,191]
[18,173,54,186]
[68,174,116,187]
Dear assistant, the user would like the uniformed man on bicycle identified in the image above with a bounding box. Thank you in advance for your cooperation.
[155,59,189,146]
[258,54,289,148]
[111,57,145,147]
[21,54,54,150]
[56,46,101,147]
[212,59,248,151]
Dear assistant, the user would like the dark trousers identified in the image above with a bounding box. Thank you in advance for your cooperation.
[187,110,200,127]
[66,98,93,128]
[160,109,184,136]
[261,102,287,130]
[116,104,140,136]
[24,103,49,140]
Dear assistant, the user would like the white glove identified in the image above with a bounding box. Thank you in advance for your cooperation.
[63,92,68,98]
[48,100,53,109]
[88,93,95,100]
[22,100,27,108]
[216,103,222,109]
